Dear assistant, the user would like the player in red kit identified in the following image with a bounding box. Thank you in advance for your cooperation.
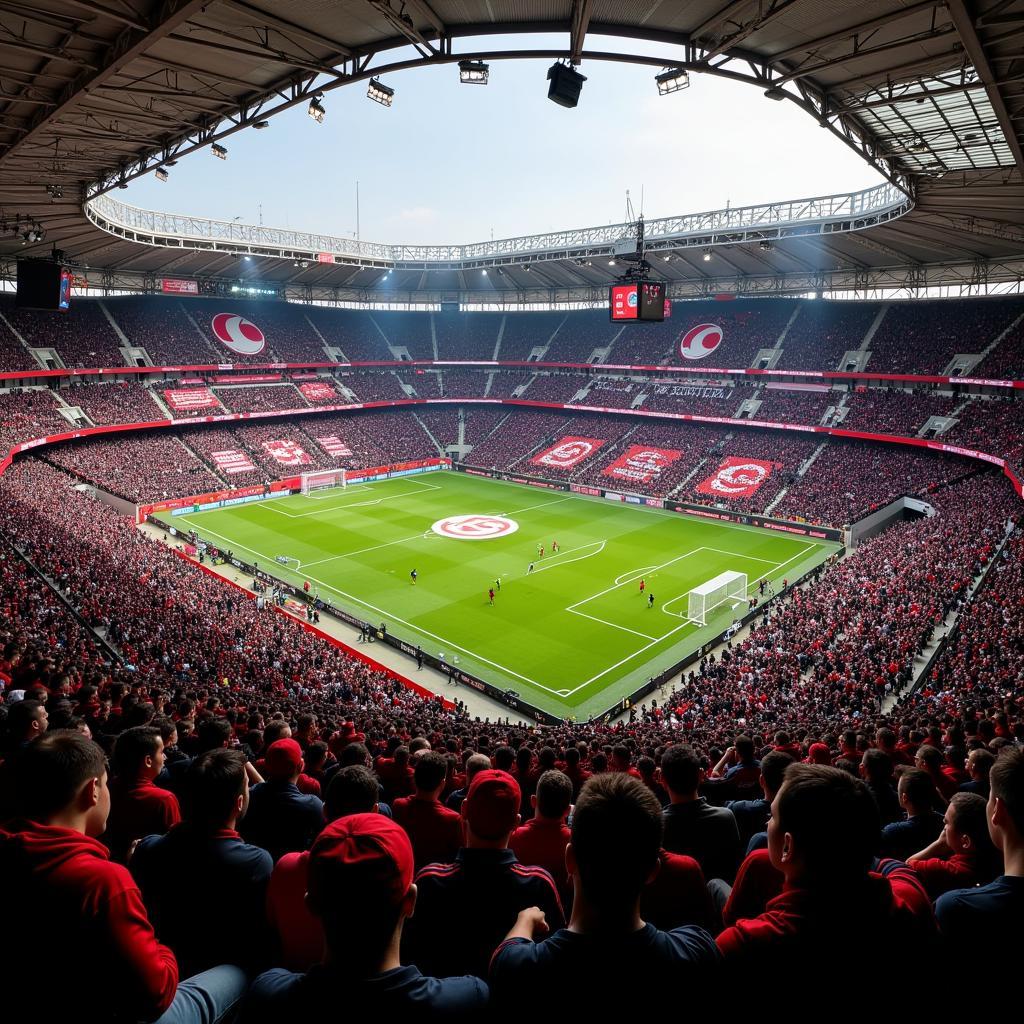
[538,544,544,559]
[639,579,645,595]
[552,540,559,553]
[488,588,495,605]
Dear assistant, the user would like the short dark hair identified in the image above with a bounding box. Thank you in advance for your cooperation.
[12,733,106,820]
[968,749,995,777]
[948,792,989,843]
[572,773,662,908]
[862,748,893,785]
[660,744,700,795]
[196,717,232,753]
[339,742,370,768]
[6,699,44,740]
[735,736,755,761]
[760,751,793,796]
[413,751,448,792]
[111,726,161,778]
[152,716,178,745]
[991,747,1024,834]
[184,749,246,828]
[897,768,935,808]
[535,770,572,819]
[325,765,379,821]
[916,744,943,770]
[776,764,879,877]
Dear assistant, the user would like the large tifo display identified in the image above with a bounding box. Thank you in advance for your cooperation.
[609,281,667,322]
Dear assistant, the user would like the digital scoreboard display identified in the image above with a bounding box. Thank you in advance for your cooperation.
[609,280,666,322]
[16,261,71,312]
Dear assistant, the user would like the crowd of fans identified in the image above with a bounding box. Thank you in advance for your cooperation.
[348,371,412,403]
[214,386,311,415]
[434,313,500,360]
[751,387,833,425]
[544,311,618,362]
[0,453,1020,1013]
[62,381,165,425]
[498,312,566,360]
[973,315,1024,380]
[0,389,73,453]
[840,389,960,436]
[1,295,126,366]
[467,411,572,472]
[106,297,220,365]
[775,300,880,371]
[0,313,43,372]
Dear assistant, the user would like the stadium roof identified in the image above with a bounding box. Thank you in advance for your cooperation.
[0,0,1022,301]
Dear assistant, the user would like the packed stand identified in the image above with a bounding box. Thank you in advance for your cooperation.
[399,371,442,398]
[466,411,572,472]
[3,296,126,367]
[865,298,1024,375]
[487,372,535,398]
[462,408,507,448]
[61,382,164,425]
[348,371,411,403]
[106,297,218,365]
[374,312,434,360]
[213,385,309,415]
[0,389,69,452]
[943,399,1024,468]
[305,308,391,361]
[44,432,223,502]
[544,310,619,362]
[775,301,880,370]
[440,368,490,397]
[523,372,589,403]
[752,387,833,425]
[841,389,960,436]
[498,313,565,360]
[417,409,460,448]
[433,313,499,360]
[641,382,752,418]
[0,311,43,372]
[972,314,1024,381]
[581,376,642,410]
[774,440,977,526]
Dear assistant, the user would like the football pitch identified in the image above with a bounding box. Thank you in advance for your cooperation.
[159,471,839,719]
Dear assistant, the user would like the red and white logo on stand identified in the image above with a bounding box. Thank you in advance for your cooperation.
[602,445,682,484]
[432,515,520,540]
[211,313,266,356]
[262,439,311,466]
[678,323,723,361]
[531,436,606,470]
[211,449,255,475]
[695,457,776,498]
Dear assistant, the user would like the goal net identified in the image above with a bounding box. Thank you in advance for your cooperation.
[687,570,748,626]
[300,469,346,495]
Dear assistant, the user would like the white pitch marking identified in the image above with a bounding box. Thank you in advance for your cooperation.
[530,540,606,574]
[614,565,656,586]
[567,607,660,641]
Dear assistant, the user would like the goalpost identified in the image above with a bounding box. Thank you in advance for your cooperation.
[300,469,347,495]
[687,570,748,626]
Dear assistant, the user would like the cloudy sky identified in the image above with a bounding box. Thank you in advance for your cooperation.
[124,32,883,246]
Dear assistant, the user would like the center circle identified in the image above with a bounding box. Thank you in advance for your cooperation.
[432,515,520,540]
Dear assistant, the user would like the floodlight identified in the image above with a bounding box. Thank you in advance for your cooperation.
[608,259,616,266]
[459,60,489,85]
[547,62,586,108]
[308,96,326,123]
[155,167,169,182]
[211,143,227,159]
[368,78,394,106]
[656,68,689,95]
[253,121,270,130]
[702,250,712,262]
[764,87,786,101]
[759,240,773,251]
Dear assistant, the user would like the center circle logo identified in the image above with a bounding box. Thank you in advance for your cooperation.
[678,323,723,361]
[432,515,519,540]
[211,313,266,355]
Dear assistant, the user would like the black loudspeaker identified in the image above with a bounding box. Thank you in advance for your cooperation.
[547,63,587,108]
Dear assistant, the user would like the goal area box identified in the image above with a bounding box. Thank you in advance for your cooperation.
[687,570,748,625]
[300,469,347,494]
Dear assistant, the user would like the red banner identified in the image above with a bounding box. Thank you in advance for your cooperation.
[161,278,198,295]
[164,388,219,411]
[696,456,778,498]
[531,436,606,470]
[601,445,682,484]
[212,374,282,384]
[300,381,338,402]
[316,252,336,264]
[317,435,352,458]
[262,439,312,466]
[212,449,256,475]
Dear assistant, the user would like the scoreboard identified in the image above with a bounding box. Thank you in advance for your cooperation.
[609,280,667,322]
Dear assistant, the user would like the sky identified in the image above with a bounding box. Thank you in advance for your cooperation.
[123,33,884,247]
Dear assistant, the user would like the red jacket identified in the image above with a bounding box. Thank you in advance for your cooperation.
[641,849,713,931]
[392,794,463,869]
[0,820,178,1020]
[716,861,935,979]
[103,777,181,862]
[723,849,784,926]
[510,816,572,899]
[909,852,984,900]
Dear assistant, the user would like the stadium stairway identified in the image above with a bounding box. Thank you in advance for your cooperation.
[413,412,445,456]
[178,433,230,486]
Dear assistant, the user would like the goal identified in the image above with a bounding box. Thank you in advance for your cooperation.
[687,570,748,626]
[300,469,346,495]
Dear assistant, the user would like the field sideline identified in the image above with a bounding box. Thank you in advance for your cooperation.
[159,471,839,719]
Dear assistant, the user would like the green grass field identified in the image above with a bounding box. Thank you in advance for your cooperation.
[158,471,838,719]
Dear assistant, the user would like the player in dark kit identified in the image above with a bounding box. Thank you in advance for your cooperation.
[410,569,418,585]
[648,593,655,609]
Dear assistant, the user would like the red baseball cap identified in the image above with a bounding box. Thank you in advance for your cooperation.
[464,769,521,840]
[264,738,304,778]
[308,813,414,907]
[807,743,832,764]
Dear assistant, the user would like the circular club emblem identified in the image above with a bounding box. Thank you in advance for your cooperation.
[713,462,768,493]
[627,290,638,308]
[211,313,266,355]
[432,515,519,540]
[678,323,724,361]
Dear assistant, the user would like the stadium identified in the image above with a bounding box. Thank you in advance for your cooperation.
[0,0,1022,1015]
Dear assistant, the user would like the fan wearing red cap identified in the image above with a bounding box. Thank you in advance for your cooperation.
[240,739,324,862]
[242,815,488,1018]
[403,769,564,979]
